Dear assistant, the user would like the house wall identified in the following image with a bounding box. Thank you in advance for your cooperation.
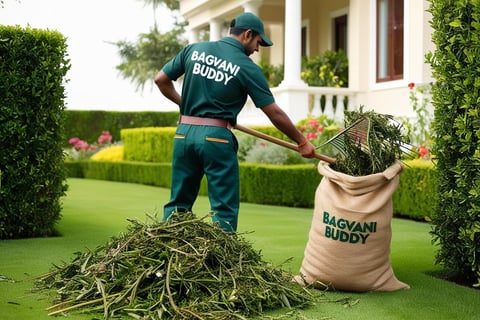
[257,2,284,65]
[303,0,349,55]
[178,0,435,120]
[351,0,434,118]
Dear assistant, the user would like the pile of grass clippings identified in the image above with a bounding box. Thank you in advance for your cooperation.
[331,108,415,176]
[35,212,315,319]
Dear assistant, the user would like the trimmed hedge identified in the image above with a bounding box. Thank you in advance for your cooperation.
[0,25,69,239]
[120,126,300,164]
[239,163,320,208]
[63,110,180,146]
[121,127,176,163]
[65,160,206,195]
[65,160,435,220]
[392,159,438,221]
[67,125,436,219]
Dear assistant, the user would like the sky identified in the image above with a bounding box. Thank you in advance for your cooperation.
[0,0,179,111]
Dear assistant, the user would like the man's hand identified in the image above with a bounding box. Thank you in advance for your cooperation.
[298,140,316,158]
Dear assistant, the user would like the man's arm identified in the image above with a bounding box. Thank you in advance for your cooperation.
[154,70,181,106]
[261,103,315,158]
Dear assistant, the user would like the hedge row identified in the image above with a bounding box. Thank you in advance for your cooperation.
[120,126,296,163]
[63,110,293,152]
[63,110,180,146]
[65,160,436,221]
[392,160,438,221]
[121,127,176,163]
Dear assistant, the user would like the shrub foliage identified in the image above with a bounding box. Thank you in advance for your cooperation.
[0,26,70,238]
[427,0,480,286]
[63,110,179,147]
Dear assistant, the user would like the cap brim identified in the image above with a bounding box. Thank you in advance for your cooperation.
[260,33,273,47]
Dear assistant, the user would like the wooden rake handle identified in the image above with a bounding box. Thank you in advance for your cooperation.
[234,124,336,164]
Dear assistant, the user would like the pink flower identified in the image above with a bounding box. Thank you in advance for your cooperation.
[408,82,415,90]
[98,131,112,145]
[308,119,319,129]
[317,126,324,133]
[68,137,80,145]
[73,140,89,151]
[306,132,318,140]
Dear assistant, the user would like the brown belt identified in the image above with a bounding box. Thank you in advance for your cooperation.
[179,115,232,129]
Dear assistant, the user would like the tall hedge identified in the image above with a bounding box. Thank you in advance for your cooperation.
[0,26,69,238]
[428,0,480,285]
[63,110,180,146]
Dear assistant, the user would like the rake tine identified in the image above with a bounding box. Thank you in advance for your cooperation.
[399,143,420,159]
[316,117,371,154]
[328,138,347,155]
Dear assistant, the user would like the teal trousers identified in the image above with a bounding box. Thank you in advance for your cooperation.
[163,124,239,231]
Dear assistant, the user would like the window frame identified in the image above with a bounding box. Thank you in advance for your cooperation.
[376,0,404,83]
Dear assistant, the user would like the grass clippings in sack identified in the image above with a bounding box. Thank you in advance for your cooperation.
[331,108,414,176]
[35,212,315,319]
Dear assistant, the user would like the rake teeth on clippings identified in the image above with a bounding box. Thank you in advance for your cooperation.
[316,117,371,156]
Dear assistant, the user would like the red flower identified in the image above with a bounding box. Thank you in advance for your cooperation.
[408,82,415,90]
[418,145,429,158]
[317,126,324,133]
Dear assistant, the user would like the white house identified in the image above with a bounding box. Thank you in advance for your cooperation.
[178,0,434,125]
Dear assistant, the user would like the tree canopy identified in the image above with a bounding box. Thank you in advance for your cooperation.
[114,0,186,91]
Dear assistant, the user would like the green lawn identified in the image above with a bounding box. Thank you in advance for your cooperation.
[1,178,479,319]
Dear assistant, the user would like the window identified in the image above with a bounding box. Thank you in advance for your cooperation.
[301,25,307,58]
[376,0,404,82]
[333,14,348,53]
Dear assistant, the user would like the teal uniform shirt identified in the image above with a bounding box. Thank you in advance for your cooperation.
[162,36,275,232]
[162,37,275,125]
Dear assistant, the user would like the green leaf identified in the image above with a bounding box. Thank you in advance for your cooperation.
[449,20,462,27]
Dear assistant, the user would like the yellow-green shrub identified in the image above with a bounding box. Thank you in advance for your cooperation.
[91,145,124,161]
[121,127,176,163]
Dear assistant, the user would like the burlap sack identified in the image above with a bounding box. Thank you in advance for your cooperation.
[294,160,409,292]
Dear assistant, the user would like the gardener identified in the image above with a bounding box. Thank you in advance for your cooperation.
[154,12,315,232]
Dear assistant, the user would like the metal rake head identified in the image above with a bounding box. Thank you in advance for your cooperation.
[316,117,371,156]
[316,116,419,160]
[383,118,420,159]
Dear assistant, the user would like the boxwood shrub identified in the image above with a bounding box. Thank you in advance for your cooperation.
[0,26,69,238]
[428,0,480,285]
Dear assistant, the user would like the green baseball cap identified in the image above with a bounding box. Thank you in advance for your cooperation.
[234,12,273,47]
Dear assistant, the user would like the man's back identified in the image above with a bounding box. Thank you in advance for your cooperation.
[164,37,273,123]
